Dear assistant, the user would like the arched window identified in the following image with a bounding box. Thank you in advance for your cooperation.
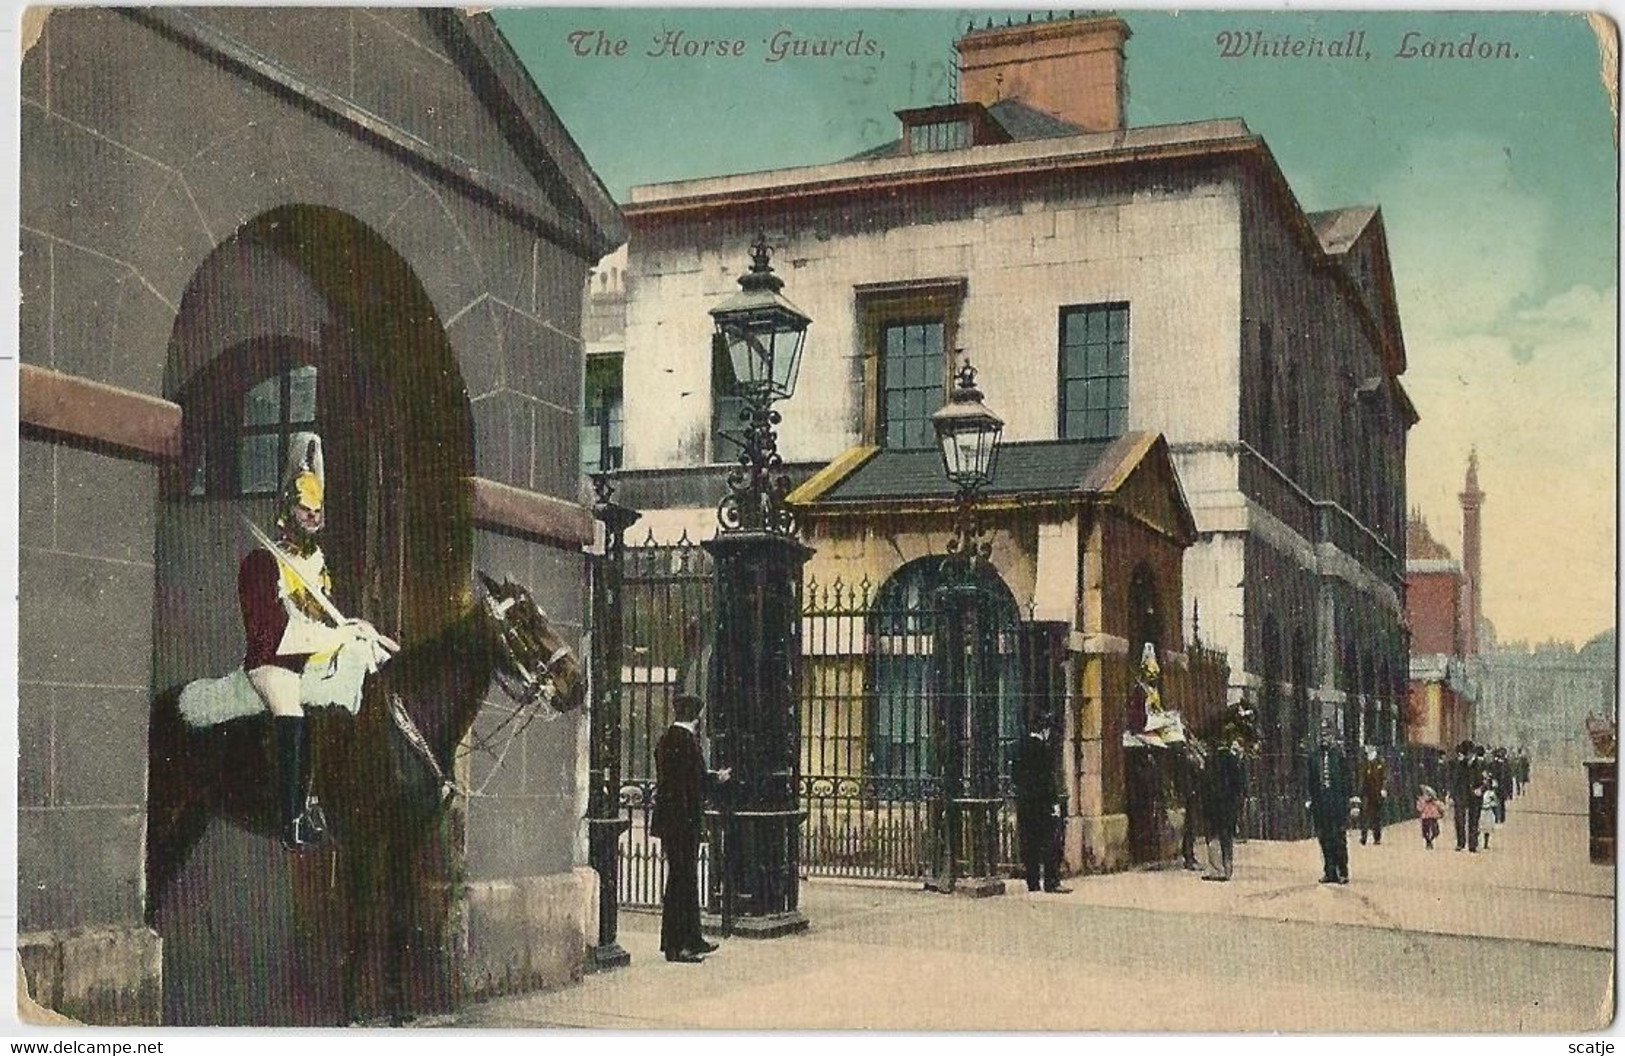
[868,557,1022,799]
[180,345,319,499]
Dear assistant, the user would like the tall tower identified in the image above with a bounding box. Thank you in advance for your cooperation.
[1459,448,1486,656]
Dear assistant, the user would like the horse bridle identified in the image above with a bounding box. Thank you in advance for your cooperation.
[485,591,573,713]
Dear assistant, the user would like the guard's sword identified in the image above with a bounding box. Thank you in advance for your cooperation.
[241,515,347,625]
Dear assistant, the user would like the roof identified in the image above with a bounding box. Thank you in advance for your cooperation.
[843,99,1088,162]
[1307,206,1378,255]
[790,431,1198,544]
[627,118,1257,207]
[817,437,1116,502]
[1406,516,1455,562]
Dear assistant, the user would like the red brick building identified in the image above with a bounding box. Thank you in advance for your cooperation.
[1403,454,1484,748]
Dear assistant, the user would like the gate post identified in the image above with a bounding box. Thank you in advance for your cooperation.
[586,475,639,971]
[927,564,1006,896]
[702,530,813,936]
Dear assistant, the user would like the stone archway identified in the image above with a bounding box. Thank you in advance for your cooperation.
[151,205,473,1025]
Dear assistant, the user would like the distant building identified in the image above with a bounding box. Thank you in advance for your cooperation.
[1402,459,1481,751]
[1477,633,1617,765]
[597,12,1416,848]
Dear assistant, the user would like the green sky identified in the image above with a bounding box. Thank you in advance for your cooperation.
[496,8,1619,646]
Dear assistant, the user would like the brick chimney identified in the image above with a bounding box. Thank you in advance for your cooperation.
[955,14,1131,133]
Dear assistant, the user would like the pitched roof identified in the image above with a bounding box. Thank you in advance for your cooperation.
[1307,206,1378,255]
[790,431,1197,543]
[841,99,1089,162]
[814,437,1117,502]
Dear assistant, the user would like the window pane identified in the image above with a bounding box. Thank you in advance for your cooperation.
[1085,342,1106,378]
[1064,311,1087,347]
[288,365,318,422]
[238,434,279,494]
[887,326,904,355]
[581,427,602,473]
[243,375,280,427]
[1107,308,1126,343]
[1086,311,1106,343]
[1109,339,1128,376]
[921,322,943,357]
[1107,377,1127,412]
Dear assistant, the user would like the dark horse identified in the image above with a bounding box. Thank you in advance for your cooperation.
[145,573,584,1024]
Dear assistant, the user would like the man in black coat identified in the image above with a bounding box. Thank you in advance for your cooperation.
[1450,740,1478,852]
[652,694,731,963]
[1358,746,1387,845]
[1306,723,1351,884]
[1490,748,1514,822]
[1014,720,1069,893]
[1202,739,1246,881]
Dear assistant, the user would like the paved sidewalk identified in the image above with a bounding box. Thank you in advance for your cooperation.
[1064,766,1612,950]
[452,767,1613,1032]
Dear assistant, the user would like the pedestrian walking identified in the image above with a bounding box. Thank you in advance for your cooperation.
[652,694,730,963]
[1201,715,1250,881]
[1358,746,1387,846]
[1491,748,1513,823]
[1178,739,1207,871]
[1014,718,1070,893]
[1478,774,1500,851]
[1416,785,1444,849]
[1450,740,1477,852]
[1306,722,1351,884]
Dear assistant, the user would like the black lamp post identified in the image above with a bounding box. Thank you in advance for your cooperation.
[586,473,640,970]
[700,235,814,937]
[926,358,1006,896]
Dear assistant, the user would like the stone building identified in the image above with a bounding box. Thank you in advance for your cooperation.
[598,12,1413,850]
[1477,634,1617,766]
[18,8,621,1023]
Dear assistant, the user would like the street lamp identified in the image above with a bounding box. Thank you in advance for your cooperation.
[933,359,1005,559]
[700,235,815,937]
[709,237,811,403]
[710,235,812,535]
[927,356,1006,897]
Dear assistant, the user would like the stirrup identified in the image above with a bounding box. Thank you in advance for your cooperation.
[283,796,329,851]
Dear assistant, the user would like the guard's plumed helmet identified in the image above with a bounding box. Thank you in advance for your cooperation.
[276,434,325,530]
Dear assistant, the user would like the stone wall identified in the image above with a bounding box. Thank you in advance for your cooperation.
[621,160,1243,469]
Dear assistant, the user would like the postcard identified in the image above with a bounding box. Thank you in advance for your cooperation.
[10,5,1618,1037]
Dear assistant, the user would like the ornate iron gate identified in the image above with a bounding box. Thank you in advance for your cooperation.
[612,533,715,908]
[800,565,1069,882]
[605,535,1070,903]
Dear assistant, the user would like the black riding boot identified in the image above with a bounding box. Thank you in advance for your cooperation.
[276,715,327,851]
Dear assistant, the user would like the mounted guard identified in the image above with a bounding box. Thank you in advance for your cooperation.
[177,436,398,850]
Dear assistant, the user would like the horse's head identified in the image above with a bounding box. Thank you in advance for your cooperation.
[476,572,586,716]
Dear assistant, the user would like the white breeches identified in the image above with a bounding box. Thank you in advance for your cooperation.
[247,665,306,718]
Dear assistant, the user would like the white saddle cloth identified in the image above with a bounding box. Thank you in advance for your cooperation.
[178,638,377,728]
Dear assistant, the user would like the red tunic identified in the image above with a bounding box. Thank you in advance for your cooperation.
[239,547,308,673]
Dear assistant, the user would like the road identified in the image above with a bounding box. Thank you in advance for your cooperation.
[452,767,1614,1032]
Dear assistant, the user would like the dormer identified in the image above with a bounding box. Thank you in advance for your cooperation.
[896,103,1013,155]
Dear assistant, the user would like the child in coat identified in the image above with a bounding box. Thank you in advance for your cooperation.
[1415,785,1444,849]
[1478,778,1500,849]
